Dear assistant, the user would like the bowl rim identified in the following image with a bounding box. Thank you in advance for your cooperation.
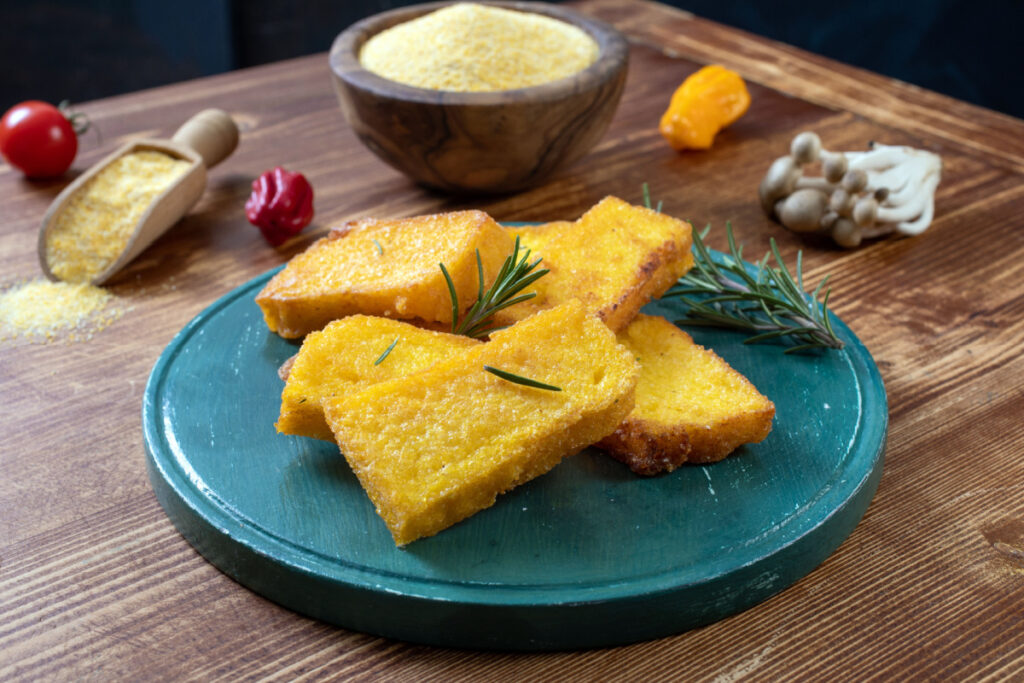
[329,0,629,105]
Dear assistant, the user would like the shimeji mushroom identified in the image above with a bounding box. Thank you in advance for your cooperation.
[791,131,822,164]
[845,143,942,235]
[776,189,829,232]
[758,156,801,214]
[759,133,942,247]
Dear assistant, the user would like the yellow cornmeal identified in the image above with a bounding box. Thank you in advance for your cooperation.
[45,150,191,283]
[0,278,128,344]
[359,3,599,92]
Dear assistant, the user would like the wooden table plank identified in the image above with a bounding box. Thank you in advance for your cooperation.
[2,1,1023,679]
[598,0,1024,173]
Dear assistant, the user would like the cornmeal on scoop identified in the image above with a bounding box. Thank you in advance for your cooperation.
[497,196,694,331]
[255,211,514,338]
[322,301,638,546]
[596,314,775,474]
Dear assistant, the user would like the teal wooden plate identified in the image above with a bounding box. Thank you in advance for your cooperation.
[143,253,887,651]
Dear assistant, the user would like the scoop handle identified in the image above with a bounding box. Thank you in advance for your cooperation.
[171,108,239,169]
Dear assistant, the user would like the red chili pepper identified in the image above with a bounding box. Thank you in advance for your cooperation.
[245,166,314,246]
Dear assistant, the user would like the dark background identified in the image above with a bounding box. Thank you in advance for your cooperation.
[1,0,1022,119]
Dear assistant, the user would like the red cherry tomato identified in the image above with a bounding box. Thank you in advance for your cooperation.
[0,101,81,178]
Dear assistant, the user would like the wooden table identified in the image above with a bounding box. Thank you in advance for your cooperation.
[3,1,1022,678]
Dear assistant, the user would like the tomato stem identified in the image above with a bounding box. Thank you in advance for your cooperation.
[58,100,98,142]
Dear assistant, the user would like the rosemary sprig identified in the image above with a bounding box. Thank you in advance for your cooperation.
[440,235,549,339]
[641,182,663,214]
[640,184,841,352]
[663,224,843,353]
[484,365,561,391]
[373,336,399,365]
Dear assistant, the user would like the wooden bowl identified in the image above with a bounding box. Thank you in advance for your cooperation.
[329,1,629,194]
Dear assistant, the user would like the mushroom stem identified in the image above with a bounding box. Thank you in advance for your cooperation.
[876,172,940,225]
[847,146,910,171]
[895,188,938,235]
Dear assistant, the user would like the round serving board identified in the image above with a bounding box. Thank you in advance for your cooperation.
[143,254,887,650]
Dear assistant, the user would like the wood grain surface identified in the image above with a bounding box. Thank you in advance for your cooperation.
[2,0,1023,679]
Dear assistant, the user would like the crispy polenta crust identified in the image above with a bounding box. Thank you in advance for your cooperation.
[596,314,775,473]
[255,211,515,338]
[277,315,480,441]
[600,420,692,476]
[496,196,693,331]
[323,301,638,546]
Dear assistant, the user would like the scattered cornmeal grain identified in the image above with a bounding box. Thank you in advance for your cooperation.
[277,315,480,441]
[596,314,775,473]
[0,278,128,344]
[45,150,191,283]
[323,301,638,545]
[359,3,599,92]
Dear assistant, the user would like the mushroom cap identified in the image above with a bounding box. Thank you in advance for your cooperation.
[852,197,879,226]
[823,153,848,183]
[759,155,800,216]
[791,132,822,165]
[842,168,869,193]
[830,188,854,215]
[778,188,829,233]
[832,217,863,248]
[820,210,839,230]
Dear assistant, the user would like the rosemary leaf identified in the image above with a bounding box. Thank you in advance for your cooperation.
[483,365,561,391]
[641,182,663,213]
[372,239,384,256]
[475,249,485,301]
[373,337,399,365]
[439,262,460,334]
[442,235,549,339]
[665,223,844,352]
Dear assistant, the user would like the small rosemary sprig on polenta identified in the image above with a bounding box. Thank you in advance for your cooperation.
[373,336,399,365]
[484,365,561,391]
[440,235,549,339]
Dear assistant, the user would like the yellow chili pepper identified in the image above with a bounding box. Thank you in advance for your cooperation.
[659,65,751,151]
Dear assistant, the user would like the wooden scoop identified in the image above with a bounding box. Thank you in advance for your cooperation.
[39,108,239,285]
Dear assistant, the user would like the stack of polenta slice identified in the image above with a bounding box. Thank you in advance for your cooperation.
[256,196,774,545]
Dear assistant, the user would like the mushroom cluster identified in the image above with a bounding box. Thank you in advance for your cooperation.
[759,132,942,248]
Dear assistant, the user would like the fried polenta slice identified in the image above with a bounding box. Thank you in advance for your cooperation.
[323,301,638,546]
[277,315,479,441]
[255,211,515,338]
[496,197,693,331]
[596,314,775,474]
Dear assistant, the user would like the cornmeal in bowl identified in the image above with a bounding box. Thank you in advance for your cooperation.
[359,3,599,92]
